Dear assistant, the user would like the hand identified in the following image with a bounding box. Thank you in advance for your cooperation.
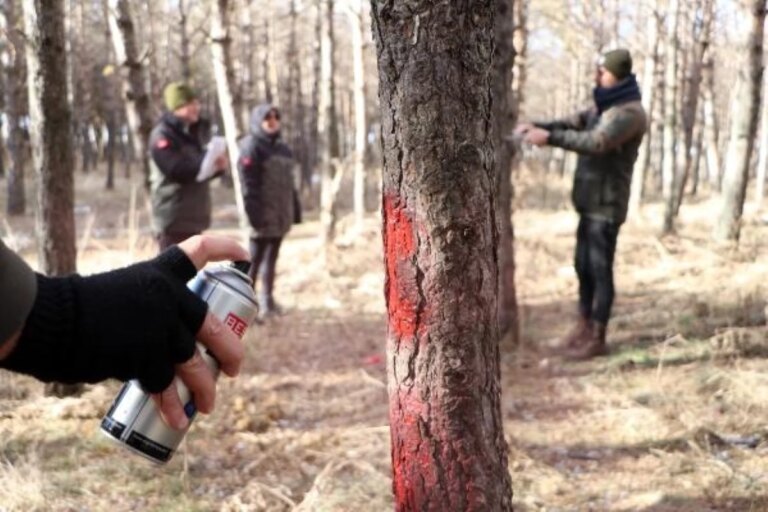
[514,122,534,136]
[152,235,249,429]
[524,127,550,146]
[214,154,230,174]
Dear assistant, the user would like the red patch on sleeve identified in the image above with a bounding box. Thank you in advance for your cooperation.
[156,138,170,149]
[241,156,253,166]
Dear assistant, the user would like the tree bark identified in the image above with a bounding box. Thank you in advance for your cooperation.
[23,0,81,398]
[496,0,520,344]
[701,51,721,191]
[661,0,681,234]
[3,0,27,216]
[108,0,153,188]
[629,2,660,216]
[346,1,367,232]
[715,0,766,241]
[371,3,513,510]
[210,0,248,230]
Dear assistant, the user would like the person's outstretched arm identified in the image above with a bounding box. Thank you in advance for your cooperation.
[0,235,249,430]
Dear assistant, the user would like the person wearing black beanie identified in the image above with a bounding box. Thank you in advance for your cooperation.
[514,48,648,360]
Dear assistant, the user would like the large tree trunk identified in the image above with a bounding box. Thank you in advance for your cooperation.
[3,0,27,216]
[495,0,519,343]
[108,0,153,189]
[371,3,513,510]
[210,0,248,231]
[661,0,681,234]
[23,0,81,398]
[715,0,766,241]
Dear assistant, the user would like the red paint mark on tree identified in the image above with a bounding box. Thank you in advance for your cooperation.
[390,388,438,509]
[383,194,419,339]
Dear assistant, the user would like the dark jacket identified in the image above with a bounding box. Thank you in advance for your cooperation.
[149,113,212,235]
[538,78,647,225]
[237,104,297,238]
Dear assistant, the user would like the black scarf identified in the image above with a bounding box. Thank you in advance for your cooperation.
[593,74,642,115]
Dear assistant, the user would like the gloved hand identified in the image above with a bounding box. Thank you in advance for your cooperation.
[0,246,207,393]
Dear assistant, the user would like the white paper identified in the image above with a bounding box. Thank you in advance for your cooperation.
[197,136,228,182]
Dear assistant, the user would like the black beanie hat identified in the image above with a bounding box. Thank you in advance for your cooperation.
[599,49,633,80]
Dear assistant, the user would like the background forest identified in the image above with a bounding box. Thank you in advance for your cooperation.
[2,0,768,511]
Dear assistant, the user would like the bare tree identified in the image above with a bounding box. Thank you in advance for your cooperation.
[715,0,766,241]
[23,0,81,397]
[661,0,681,234]
[345,1,367,232]
[108,0,154,187]
[371,3,513,509]
[210,0,248,229]
[2,0,27,215]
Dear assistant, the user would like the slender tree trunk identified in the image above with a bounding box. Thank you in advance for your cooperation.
[715,0,766,242]
[510,0,527,121]
[108,0,153,189]
[346,2,367,232]
[701,51,721,191]
[178,0,191,82]
[240,0,255,128]
[661,0,681,234]
[210,0,248,230]
[319,0,342,251]
[629,3,660,216]
[23,0,81,398]
[3,0,27,216]
[756,49,768,205]
[371,3,514,510]
[495,0,520,344]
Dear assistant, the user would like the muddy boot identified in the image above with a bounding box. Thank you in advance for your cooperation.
[565,321,608,360]
[559,314,592,350]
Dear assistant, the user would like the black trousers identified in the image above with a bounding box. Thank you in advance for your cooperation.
[575,216,620,324]
[248,236,283,307]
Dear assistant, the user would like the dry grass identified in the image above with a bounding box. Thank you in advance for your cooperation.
[1,167,768,510]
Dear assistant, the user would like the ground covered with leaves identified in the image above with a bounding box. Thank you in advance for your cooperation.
[2,169,768,511]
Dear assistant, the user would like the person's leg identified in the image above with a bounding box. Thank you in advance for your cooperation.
[259,237,284,313]
[589,219,619,325]
[248,237,269,292]
[567,218,619,359]
[575,216,595,319]
[562,217,594,348]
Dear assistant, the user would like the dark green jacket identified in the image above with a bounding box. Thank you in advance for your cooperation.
[0,239,36,346]
[149,113,212,235]
[538,100,647,224]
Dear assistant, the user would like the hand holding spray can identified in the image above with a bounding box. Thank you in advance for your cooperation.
[100,261,258,464]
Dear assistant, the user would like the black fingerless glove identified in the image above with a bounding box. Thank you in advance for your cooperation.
[0,247,207,393]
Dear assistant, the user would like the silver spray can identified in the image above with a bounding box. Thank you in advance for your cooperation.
[100,261,258,464]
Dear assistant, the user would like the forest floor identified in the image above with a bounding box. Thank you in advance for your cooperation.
[2,167,768,511]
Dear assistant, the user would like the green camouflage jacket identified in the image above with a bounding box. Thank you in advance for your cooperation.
[537,100,647,224]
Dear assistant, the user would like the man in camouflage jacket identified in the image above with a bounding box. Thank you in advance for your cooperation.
[516,49,647,360]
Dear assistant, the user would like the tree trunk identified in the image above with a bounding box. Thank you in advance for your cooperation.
[661,0,681,234]
[371,3,514,510]
[178,0,192,82]
[346,2,367,232]
[629,2,660,216]
[495,0,520,344]
[318,0,342,251]
[701,49,721,191]
[715,0,765,242]
[674,0,711,214]
[108,0,153,189]
[210,0,248,230]
[756,48,768,206]
[3,0,27,216]
[23,0,81,398]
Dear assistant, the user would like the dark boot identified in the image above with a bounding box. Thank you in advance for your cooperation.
[565,321,608,360]
[560,314,592,349]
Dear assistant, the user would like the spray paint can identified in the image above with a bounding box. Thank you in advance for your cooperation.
[100,261,258,464]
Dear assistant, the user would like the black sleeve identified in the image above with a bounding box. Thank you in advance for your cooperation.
[0,246,207,393]
[0,239,37,346]
[237,138,263,227]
